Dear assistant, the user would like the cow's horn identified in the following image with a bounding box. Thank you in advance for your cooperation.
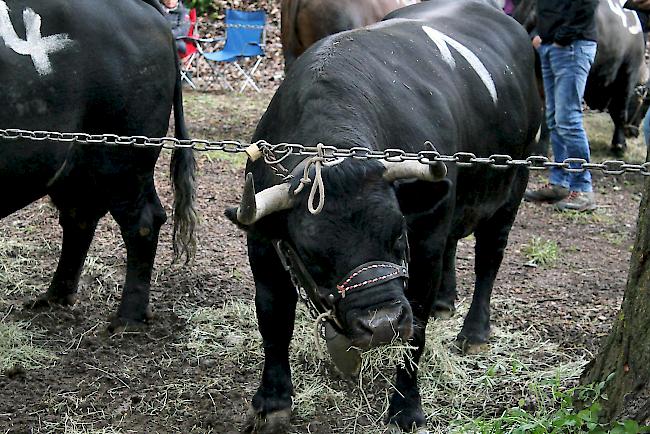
[236,173,294,225]
[382,160,447,182]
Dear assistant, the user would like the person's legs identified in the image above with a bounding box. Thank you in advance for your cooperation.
[550,40,596,193]
[524,44,570,203]
[540,44,570,189]
[549,40,597,212]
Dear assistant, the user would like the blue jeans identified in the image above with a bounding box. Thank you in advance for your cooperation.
[538,40,597,192]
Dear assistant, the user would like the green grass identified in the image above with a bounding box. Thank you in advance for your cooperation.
[203,150,248,168]
[522,237,559,268]
[604,232,628,246]
[456,376,650,434]
[182,90,271,143]
[583,112,646,164]
[557,209,614,225]
[181,90,272,169]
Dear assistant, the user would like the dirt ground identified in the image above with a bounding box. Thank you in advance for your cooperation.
[0,90,646,434]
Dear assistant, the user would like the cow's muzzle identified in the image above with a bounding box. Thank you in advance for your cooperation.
[347,301,413,349]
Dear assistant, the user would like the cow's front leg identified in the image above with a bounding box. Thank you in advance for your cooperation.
[244,238,297,434]
[457,204,519,354]
[388,247,443,431]
[609,90,629,157]
[26,205,104,309]
[108,188,166,331]
[432,239,457,320]
[387,316,428,431]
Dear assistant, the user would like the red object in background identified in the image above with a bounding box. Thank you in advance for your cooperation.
[181,8,198,61]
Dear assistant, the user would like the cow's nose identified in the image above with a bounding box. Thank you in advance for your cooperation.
[351,304,413,349]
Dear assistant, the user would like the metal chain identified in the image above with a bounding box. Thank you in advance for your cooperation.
[2,127,650,176]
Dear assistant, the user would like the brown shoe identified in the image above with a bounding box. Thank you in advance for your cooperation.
[554,191,597,212]
[524,183,569,204]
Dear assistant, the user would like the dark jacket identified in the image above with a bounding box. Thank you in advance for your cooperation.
[536,0,598,46]
[163,2,191,54]
[164,2,190,38]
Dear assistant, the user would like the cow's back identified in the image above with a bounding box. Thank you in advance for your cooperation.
[584,0,646,109]
[0,0,176,216]
[265,0,539,158]
[255,0,541,235]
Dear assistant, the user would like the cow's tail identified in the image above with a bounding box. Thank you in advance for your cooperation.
[170,50,198,264]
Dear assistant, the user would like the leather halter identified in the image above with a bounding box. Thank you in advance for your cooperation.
[336,262,408,298]
[273,237,410,331]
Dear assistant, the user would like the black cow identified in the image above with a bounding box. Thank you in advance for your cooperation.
[226,1,541,431]
[0,0,197,330]
[514,0,648,156]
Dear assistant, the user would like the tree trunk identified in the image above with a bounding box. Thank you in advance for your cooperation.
[581,177,650,423]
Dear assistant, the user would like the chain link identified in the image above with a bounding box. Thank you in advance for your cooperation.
[2,127,650,177]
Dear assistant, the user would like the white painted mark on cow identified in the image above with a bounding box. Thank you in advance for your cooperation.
[421,25,498,104]
[607,0,642,35]
[0,1,73,75]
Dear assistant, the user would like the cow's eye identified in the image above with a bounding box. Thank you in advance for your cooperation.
[393,232,407,254]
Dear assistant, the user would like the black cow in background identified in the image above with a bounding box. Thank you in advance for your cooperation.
[514,0,648,156]
[226,0,541,431]
[0,0,197,330]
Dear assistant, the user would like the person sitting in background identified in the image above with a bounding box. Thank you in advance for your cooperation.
[161,0,191,56]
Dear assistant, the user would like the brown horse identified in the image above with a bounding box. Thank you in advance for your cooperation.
[281,0,418,71]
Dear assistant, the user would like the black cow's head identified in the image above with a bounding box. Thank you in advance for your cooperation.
[625,81,650,139]
[226,159,450,353]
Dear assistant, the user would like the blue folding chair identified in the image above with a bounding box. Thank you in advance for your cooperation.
[203,9,266,92]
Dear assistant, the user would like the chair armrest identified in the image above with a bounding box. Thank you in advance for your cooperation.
[176,36,225,43]
[198,36,225,43]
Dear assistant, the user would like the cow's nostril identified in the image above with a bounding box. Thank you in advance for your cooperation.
[352,305,412,348]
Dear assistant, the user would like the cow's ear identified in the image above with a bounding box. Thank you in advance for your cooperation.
[394,178,452,216]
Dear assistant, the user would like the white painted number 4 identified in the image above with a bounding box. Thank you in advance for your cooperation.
[0,0,72,75]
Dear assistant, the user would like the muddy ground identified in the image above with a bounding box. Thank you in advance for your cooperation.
[0,90,646,433]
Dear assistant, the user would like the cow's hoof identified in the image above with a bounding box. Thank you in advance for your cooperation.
[24,292,77,309]
[455,336,489,355]
[242,406,291,434]
[432,308,455,320]
[107,307,153,334]
[387,407,426,433]
[624,125,640,138]
[385,424,430,434]
[610,143,626,158]
[431,299,456,320]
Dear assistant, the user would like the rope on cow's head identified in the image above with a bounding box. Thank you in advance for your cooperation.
[293,143,327,214]
[313,309,336,359]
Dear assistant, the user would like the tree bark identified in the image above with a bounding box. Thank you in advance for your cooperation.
[581,177,650,424]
